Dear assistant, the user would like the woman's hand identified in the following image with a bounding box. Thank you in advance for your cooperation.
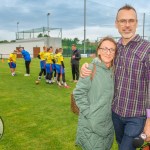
[80,63,92,78]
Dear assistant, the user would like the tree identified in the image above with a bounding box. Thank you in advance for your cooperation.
[37,33,43,38]
[73,37,80,45]
[0,40,9,43]
[44,34,49,37]
[10,40,16,43]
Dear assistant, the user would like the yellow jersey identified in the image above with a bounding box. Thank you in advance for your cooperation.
[39,51,46,60]
[45,52,54,64]
[8,53,17,63]
[55,53,63,65]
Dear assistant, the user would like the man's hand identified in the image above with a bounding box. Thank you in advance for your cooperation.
[143,118,150,142]
[80,63,92,78]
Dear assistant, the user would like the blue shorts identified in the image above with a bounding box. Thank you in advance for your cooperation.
[8,62,16,68]
[46,64,53,73]
[55,64,65,74]
[40,60,46,69]
[53,64,56,70]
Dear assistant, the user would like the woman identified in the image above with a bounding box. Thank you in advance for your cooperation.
[73,37,117,150]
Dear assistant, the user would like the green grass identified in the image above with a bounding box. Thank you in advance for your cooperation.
[0,57,118,150]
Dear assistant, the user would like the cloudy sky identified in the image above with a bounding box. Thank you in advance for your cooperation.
[0,0,150,41]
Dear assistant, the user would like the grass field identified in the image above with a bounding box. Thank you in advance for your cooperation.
[0,57,118,150]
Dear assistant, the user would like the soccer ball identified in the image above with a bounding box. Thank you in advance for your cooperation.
[35,80,40,84]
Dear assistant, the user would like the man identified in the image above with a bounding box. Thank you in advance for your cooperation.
[71,44,81,83]
[18,47,31,76]
[37,46,47,80]
[81,4,150,150]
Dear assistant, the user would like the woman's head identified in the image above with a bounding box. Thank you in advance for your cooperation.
[97,37,117,67]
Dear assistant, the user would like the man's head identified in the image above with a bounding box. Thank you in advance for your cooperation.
[18,47,23,52]
[115,4,138,44]
[72,44,76,51]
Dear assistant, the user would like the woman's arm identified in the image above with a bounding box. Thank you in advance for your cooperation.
[73,76,92,117]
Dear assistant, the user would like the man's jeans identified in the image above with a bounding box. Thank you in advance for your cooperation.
[112,111,146,150]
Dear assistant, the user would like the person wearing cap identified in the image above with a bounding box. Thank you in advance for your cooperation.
[8,50,17,76]
[71,44,81,83]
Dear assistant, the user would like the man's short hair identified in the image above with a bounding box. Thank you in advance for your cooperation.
[116,4,137,20]
[72,44,76,47]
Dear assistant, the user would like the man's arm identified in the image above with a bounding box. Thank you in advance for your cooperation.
[143,52,150,142]
[76,51,81,60]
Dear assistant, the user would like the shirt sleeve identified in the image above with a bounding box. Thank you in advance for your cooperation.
[146,48,150,117]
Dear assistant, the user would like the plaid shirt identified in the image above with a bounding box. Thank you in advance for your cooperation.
[112,34,150,117]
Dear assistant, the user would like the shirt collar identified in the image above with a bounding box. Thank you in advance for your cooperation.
[118,34,141,45]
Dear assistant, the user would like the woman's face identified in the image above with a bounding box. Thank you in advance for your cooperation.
[97,40,116,67]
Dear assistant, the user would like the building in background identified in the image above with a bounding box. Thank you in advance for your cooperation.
[0,27,62,58]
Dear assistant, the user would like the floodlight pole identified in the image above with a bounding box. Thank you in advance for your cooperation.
[47,13,50,36]
[84,0,86,54]
[17,22,19,39]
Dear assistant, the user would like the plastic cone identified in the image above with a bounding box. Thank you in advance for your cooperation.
[1,59,4,63]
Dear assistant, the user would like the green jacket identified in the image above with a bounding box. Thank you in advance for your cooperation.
[73,57,114,150]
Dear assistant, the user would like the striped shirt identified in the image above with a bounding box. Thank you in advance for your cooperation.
[112,34,150,117]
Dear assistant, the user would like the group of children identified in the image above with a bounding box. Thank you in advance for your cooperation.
[37,46,70,88]
[7,46,70,88]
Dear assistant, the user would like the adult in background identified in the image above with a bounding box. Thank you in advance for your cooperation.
[73,37,117,150]
[18,48,31,76]
[71,44,81,83]
[80,4,150,150]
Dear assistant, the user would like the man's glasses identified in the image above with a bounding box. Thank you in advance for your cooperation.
[99,47,115,54]
[117,19,137,26]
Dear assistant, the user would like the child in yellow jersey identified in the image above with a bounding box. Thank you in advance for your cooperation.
[45,46,55,84]
[8,50,17,76]
[55,48,70,88]
[37,46,47,80]
[53,48,59,81]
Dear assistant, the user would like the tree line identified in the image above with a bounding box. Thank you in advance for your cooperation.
[0,34,98,51]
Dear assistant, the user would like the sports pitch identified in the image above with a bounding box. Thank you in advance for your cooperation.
[0,57,119,150]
